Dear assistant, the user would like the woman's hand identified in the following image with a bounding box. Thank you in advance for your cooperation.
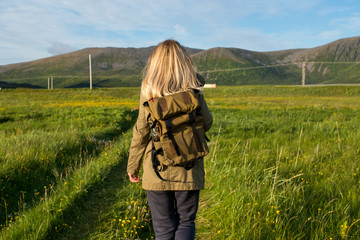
[128,172,140,183]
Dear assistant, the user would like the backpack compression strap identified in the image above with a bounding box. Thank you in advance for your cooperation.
[151,138,168,181]
[164,120,181,156]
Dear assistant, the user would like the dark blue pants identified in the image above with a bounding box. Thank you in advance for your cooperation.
[146,190,200,240]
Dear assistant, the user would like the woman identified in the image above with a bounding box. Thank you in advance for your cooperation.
[127,39,212,240]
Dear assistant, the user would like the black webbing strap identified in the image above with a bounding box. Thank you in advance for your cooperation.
[150,119,157,129]
[188,112,202,152]
[151,138,168,181]
[205,134,210,142]
[146,111,167,181]
[145,112,158,129]
[196,107,202,115]
[165,120,181,156]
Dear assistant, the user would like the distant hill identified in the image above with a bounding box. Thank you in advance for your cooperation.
[1,36,360,88]
[192,47,297,85]
[0,81,42,89]
[0,47,202,88]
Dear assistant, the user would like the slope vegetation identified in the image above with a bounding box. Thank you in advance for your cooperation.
[1,37,360,87]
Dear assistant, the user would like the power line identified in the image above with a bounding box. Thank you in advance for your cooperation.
[2,61,360,82]
[305,61,360,64]
[198,61,360,73]
[0,75,129,81]
[198,63,295,73]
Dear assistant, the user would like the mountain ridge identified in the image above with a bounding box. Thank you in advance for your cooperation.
[1,36,360,88]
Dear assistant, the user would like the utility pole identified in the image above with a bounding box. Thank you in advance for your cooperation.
[51,76,53,90]
[89,54,92,90]
[48,77,50,89]
[302,62,306,86]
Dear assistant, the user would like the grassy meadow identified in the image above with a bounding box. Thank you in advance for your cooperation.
[0,86,360,239]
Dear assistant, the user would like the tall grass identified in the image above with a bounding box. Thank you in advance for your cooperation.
[198,86,360,239]
[0,86,360,239]
[0,89,154,239]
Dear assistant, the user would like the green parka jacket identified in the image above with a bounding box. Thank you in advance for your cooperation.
[127,90,213,191]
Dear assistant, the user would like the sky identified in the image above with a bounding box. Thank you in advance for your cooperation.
[0,0,360,65]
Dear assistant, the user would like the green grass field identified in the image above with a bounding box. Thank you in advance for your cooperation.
[0,86,360,239]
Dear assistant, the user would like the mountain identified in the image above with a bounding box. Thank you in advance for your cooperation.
[192,47,297,85]
[278,36,360,84]
[0,47,202,88]
[1,36,360,88]
[278,36,360,62]
[192,36,360,85]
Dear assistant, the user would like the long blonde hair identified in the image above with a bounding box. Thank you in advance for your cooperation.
[141,40,202,99]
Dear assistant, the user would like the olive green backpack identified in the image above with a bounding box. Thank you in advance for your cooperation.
[143,89,209,181]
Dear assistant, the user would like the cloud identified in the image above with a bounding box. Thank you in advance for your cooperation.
[188,26,303,51]
[318,30,343,40]
[334,16,360,30]
[174,24,187,36]
[47,42,75,56]
[317,6,351,16]
[0,0,359,65]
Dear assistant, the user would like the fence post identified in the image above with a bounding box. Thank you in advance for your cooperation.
[302,62,306,86]
[89,54,92,90]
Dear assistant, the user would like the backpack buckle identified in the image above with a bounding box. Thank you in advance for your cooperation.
[152,128,160,141]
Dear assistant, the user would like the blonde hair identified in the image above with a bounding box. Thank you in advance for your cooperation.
[141,40,202,99]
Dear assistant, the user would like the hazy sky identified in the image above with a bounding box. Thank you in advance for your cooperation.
[0,0,359,65]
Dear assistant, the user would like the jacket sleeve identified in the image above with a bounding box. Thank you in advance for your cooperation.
[199,92,213,132]
[127,94,151,176]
